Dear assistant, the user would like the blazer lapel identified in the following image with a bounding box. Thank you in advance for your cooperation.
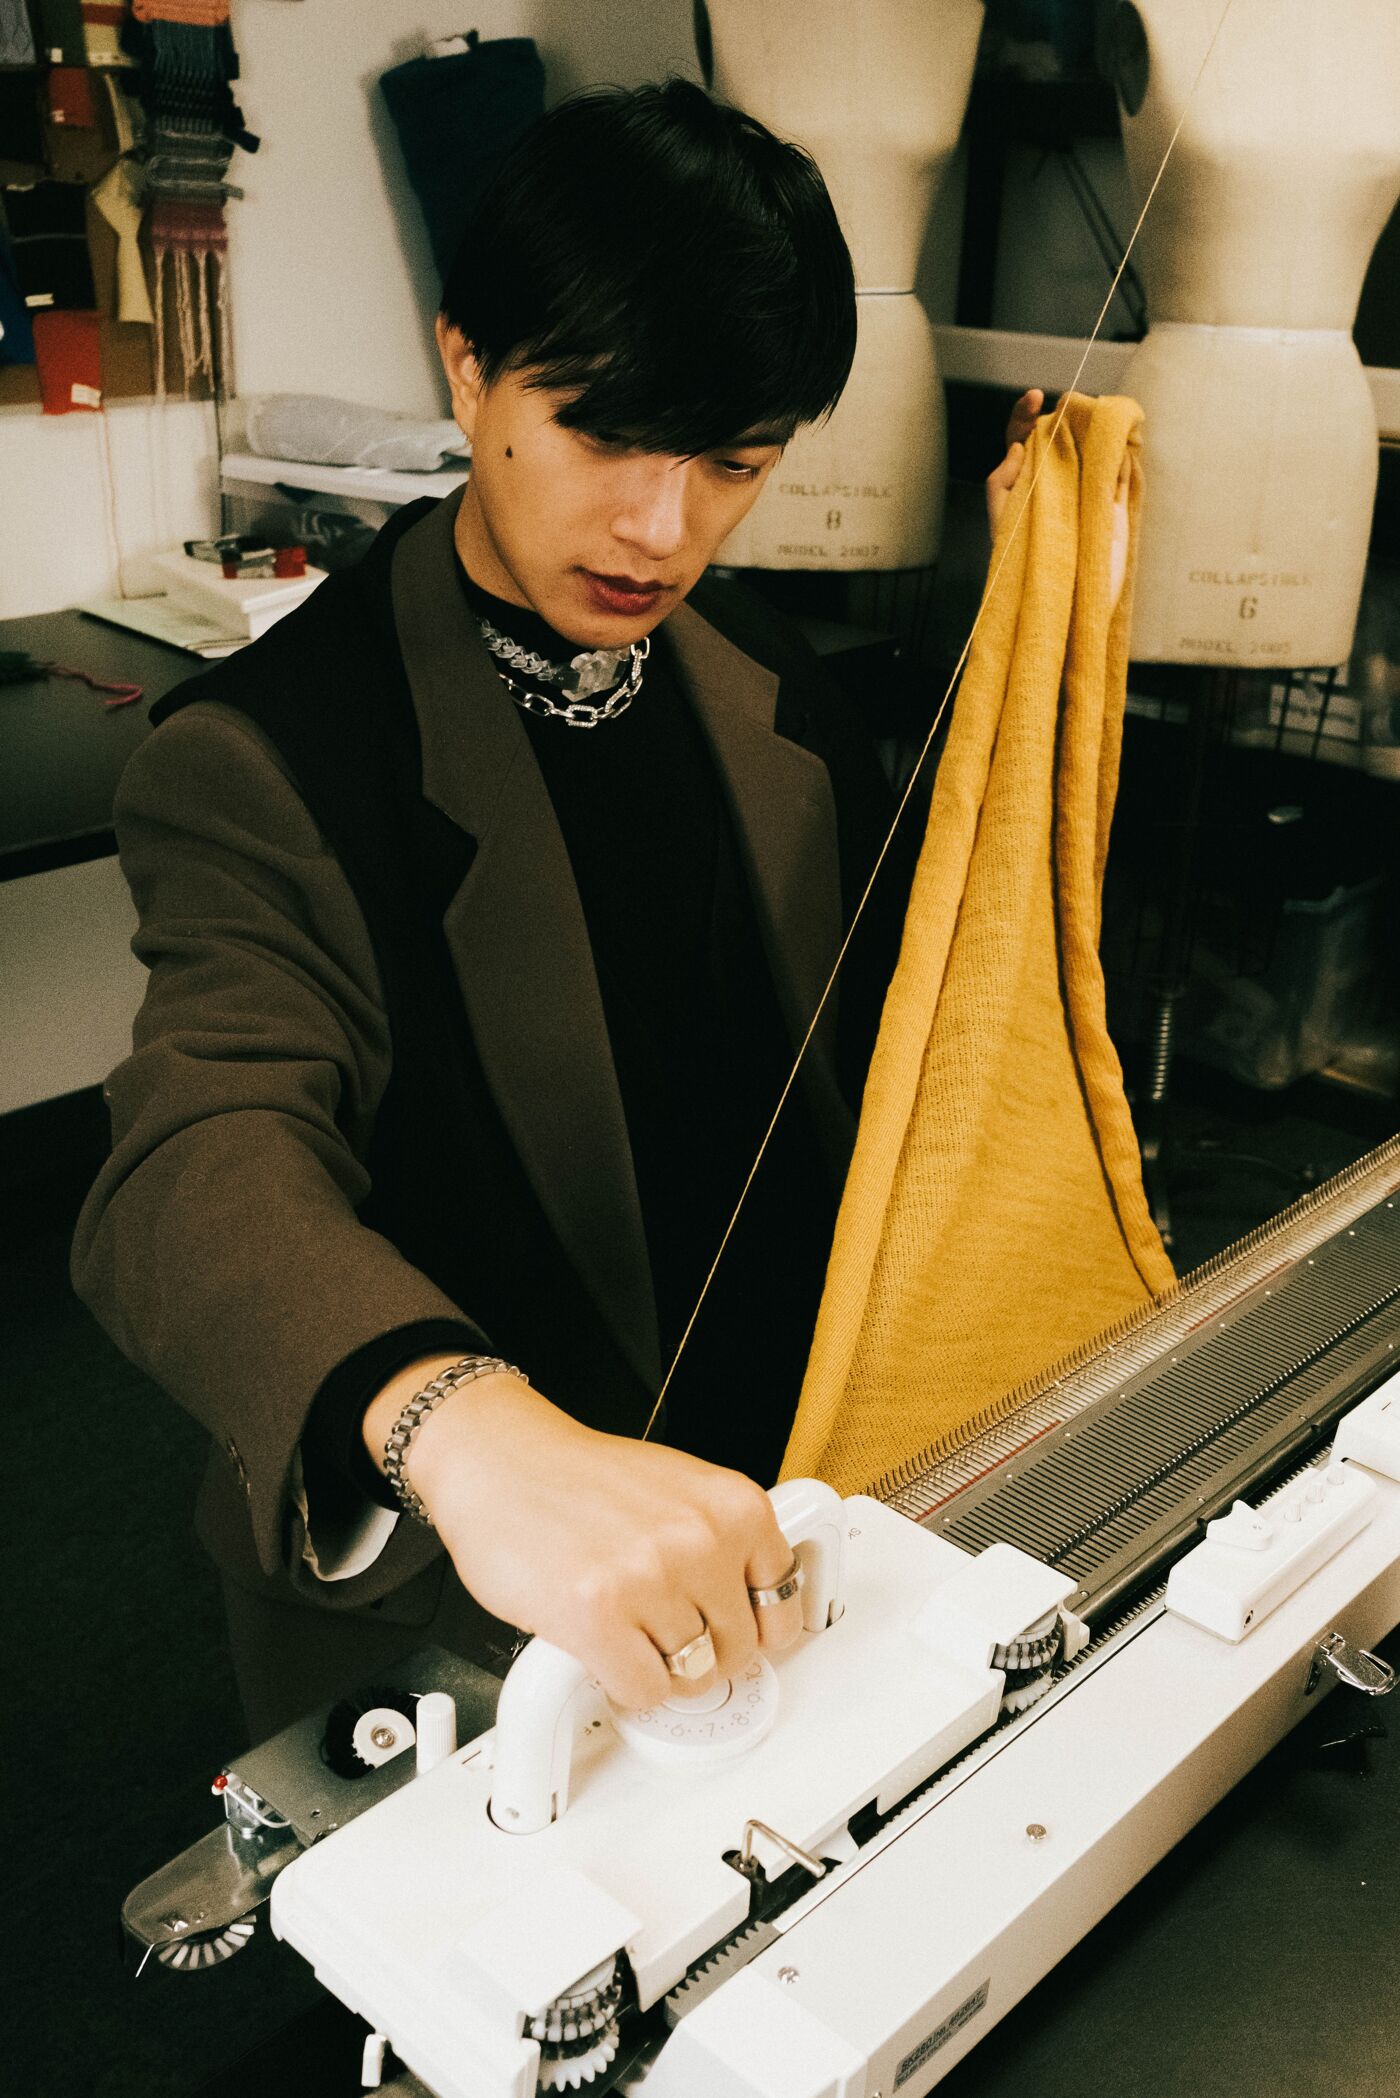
[665,602,852,1171]
[390,493,661,1391]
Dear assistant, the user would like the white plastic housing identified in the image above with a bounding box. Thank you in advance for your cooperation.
[913,1541,1083,1674]
[267,1461,1400,2098]
[270,1496,1008,2095]
[1333,1370,1400,1482]
[413,1691,457,1777]
[1166,1462,1376,1642]
[642,1462,1400,2096]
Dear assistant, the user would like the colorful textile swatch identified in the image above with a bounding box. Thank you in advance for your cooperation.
[32,303,102,410]
[120,17,257,152]
[0,68,45,165]
[47,66,99,128]
[0,224,36,363]
[92,154,150,321]
[0,0,37,65]
[35,0,131,66]
[97,68,143,151]
[33,0,83,63]
[81,2,135,67]
[120,0,256,394]
[3,178,97,311]
[133,0,227,19]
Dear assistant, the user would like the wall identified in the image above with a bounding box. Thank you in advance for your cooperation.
[0,397,218,618]
[2,0,699,619]
[229,0,698,415]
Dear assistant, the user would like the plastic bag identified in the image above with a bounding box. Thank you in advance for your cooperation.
[243,394,470,474]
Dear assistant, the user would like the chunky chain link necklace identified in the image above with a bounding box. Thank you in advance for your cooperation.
[477,614,650,728]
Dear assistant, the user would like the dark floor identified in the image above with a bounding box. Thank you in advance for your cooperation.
[3,1070,1394,2098]
[2,1101,322,2098]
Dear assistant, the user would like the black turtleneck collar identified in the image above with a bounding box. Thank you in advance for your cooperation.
[455,556,593,673]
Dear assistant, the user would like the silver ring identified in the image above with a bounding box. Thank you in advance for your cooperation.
[747,1558,804,1609]
[661,1627,716,1680]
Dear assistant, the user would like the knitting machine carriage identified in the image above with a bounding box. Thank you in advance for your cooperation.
[123,1136,1400,2095]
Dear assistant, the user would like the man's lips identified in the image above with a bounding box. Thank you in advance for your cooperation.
[580,570,670,614]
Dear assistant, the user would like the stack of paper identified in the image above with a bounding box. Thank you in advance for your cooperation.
[153,548,327,642]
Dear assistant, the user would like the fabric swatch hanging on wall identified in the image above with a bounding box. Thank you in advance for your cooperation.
[47,66,99,128]
[0,0,37,66]
[93,155,152,323]
[32,0,136,66]
[32,303,103,410]
[79,2,136,66]
[121,0,258,397]
[32,0,80,63]
[781,393,1175,1500]
[0,224,36,365]
[0,69,46,167]
[3,179,98,311]
[380,30,545,281]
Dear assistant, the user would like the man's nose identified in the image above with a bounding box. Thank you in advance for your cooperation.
[611,459,689,561]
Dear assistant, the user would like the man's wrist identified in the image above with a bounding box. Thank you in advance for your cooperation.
[400,1367,541,1505]
[365,1354,533,1526]
[361,1352,466,1477]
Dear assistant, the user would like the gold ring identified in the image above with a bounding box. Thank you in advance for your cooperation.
[661,1626,716,1680]
[747,1558,804,1608]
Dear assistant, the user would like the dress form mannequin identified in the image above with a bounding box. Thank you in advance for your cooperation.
[1114,0,1400,666]
[704,0,984,571]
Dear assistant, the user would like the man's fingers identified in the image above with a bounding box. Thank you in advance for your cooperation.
[636,1595,726,1701]
[587,1625,677,1712]
[753,1589,804,1652]
[985,440,1026,539]
[744,1522,807,1655]
[687,1583,758,1687]
[1006,385,1044,447]
[987,439,1024,492]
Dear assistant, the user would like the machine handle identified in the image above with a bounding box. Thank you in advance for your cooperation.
[488,1478,846,1834]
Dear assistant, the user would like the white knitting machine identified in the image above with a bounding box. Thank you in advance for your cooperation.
[124,1138,1400,2095]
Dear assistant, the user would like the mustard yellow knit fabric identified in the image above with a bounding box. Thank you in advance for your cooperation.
[781,393,1175,1498]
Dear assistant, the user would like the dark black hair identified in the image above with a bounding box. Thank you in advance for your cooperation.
[439,78,856,456]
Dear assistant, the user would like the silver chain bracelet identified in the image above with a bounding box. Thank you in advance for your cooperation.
[381,1355,527,1527]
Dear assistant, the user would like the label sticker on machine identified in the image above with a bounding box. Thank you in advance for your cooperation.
[895,1979,990,2088]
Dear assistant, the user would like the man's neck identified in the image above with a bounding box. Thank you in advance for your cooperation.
[452,481,531,612]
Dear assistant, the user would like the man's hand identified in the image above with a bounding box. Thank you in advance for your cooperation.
[984,389,1132,611]
[364,1363,804,1709]
[985,386,1045,540]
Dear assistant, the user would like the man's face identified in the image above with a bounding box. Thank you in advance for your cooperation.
[438,321,784,646]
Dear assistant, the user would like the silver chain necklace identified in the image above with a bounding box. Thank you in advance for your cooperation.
[477,614,650,728]
[492,637,650,727]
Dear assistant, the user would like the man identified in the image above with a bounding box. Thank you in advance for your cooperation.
[75,80,1033,1739]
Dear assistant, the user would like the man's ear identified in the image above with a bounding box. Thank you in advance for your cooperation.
[436,317,486,443]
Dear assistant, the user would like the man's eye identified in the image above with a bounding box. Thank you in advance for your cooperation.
[717,459,761,480]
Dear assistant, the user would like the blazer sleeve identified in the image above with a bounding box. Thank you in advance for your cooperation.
[70,700,488,1604]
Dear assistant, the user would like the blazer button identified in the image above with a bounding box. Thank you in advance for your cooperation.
[224,1437,250,1495]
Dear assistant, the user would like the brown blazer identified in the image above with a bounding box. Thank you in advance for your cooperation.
[72,493,856,1718]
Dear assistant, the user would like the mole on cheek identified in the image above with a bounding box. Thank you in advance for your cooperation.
[505,446,513,459]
